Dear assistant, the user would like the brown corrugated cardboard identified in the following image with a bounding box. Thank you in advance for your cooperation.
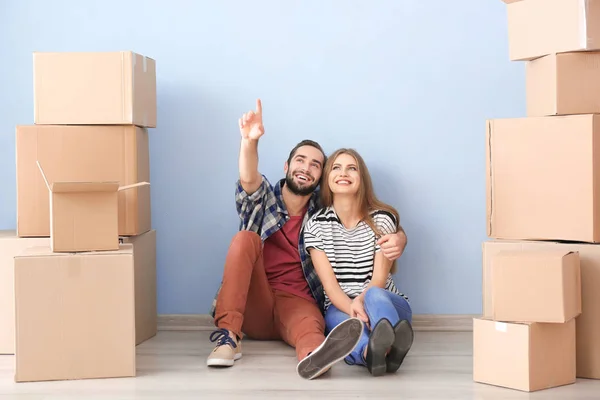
[473,317,576,392]
[0,232,48,354]
[33,51,156,127]
[504,0,600,61]
[526,52,600,116]
[483,240,600,379]
[486,115,600,243]
[16,125,151,237]
[37,161,149,253]
[491,250,582,323]
[121,230,157,345]
[14,245,136,382]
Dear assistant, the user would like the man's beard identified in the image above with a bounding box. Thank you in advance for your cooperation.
[285,170,319,196]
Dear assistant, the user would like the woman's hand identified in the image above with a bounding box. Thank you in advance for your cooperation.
[349,296,369,327]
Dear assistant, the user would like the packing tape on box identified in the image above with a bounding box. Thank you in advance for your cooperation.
[581,0,588,49]
[122,52,128,122]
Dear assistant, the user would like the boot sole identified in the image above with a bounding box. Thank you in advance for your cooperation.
[366,319,395,377]
[296,318,364,380]
[386,320,414,373]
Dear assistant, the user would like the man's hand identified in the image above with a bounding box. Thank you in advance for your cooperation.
[377,228,407,261]
[239,99,264,141]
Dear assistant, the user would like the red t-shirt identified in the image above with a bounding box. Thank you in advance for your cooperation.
[263,215,315,304]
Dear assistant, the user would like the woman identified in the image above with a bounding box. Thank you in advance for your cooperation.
[303,148,414,377]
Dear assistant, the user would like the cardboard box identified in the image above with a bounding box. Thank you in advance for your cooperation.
[486,114,600,243]
[504,0,600,61]
[33,51,156,127]
[527,52,600,116]
[0,232,48,354]
[121,230,157,345]
[491,250,581,323]
[37,162,149,252]
[14,245,136,382]
[16,125,151,237]
[483,240,600,379]
[473,318,576,392]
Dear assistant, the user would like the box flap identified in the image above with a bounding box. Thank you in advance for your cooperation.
[37,160,145,193]
[118,182,150,192]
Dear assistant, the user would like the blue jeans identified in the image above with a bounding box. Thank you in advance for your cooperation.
[324,287,412,366]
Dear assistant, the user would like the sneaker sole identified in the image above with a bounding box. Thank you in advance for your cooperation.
[386,320,413,373]
[366,319,395,377]
[207,352,242,367]
[296,318,364,380]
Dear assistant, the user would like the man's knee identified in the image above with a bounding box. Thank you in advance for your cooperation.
[226,230,262,261]
[230,230,261,248]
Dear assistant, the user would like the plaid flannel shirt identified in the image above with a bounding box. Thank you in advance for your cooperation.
[209,175,325,317]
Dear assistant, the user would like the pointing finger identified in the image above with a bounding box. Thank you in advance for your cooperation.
[256,98,262,114]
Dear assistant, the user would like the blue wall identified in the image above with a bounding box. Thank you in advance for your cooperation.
[0,0,525,315]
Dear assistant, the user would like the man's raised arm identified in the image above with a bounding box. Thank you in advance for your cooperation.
[238,99,265,195]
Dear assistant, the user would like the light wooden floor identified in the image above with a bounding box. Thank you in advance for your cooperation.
[1,330,599,399]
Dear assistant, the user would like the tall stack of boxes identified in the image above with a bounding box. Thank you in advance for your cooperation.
[0,51,158,383]
[475,0,600,392]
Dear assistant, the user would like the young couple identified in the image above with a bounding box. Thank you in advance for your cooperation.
[207,99,414,379]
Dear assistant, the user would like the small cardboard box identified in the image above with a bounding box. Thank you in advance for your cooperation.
[503,0,600,61]
[0,232,49,354]
[38,162,149,252]
[473,318,576,392]
[16,124,151,237]
[491,250,582,323]
[14,245,136,382]
[483,240,600,379]
[486,114,600,243]
[526,52,600,116]
[33,51,156,127]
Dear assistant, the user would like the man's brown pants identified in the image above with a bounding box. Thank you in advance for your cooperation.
[213,231,325,360]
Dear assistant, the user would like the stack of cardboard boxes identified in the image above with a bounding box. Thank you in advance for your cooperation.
[475,0,600,392]
[0,51,158,383]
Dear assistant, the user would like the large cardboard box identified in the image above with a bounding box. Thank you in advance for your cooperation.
[526,52,600,116]
[473,318,576,392]
[483,240,600,379]
[491,250,582,323]
[504,0,600,61]
[0,232,48,354]
[486,115,600,243]
[14,245,136,382]
[16,125,151,237]
[33,51,156,127]
[121,230,157,345]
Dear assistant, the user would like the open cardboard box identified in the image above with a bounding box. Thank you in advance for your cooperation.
[37,161,149,253]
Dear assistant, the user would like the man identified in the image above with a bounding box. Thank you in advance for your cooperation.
[207,99,408,379]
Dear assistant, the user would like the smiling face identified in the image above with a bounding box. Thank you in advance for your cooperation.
[284,145,325,196]
[328,153,361,196]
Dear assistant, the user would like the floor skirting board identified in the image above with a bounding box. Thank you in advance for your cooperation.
[157,314,478,332]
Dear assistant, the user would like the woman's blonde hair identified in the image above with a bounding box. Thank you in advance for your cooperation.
[320,148,400,273]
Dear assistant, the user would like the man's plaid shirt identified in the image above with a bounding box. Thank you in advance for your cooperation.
[209,175,325,317]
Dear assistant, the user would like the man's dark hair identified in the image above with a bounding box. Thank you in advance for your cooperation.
[286,139,327,167]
